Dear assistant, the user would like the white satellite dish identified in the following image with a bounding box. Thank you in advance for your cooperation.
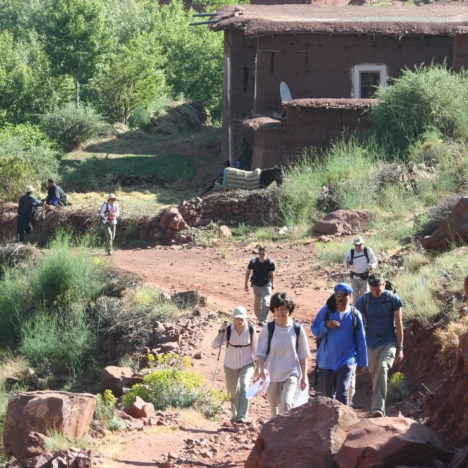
[280,81,293,102]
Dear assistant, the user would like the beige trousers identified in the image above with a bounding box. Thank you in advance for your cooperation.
[267,375,298,418]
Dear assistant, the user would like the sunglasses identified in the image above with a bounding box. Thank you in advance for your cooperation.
[335,292,349,297]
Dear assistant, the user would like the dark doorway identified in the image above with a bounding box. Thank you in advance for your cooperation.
[360,71,380,98]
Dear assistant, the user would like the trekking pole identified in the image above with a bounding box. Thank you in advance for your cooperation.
[212,323,227,386]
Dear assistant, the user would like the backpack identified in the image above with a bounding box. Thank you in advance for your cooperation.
[266,320,301,357]
[315,306,359,350]
[349,247,369,265]
[226,324,254,347]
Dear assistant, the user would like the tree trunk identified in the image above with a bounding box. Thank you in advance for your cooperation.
[75,79,80,107]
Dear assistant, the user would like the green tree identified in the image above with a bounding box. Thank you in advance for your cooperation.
[91,33,167,123]
[41,0,111,106]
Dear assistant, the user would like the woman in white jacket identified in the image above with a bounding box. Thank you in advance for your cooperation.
[100,194,120,255]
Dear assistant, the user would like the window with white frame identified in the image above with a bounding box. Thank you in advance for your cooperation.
[352,64,388,98]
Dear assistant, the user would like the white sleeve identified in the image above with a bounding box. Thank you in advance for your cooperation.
[115,203,120,218]
[256,325,269,359]
[297,326,311,360]
[343,251,351,270]
[99,203,106,218]
[367,247,378,269]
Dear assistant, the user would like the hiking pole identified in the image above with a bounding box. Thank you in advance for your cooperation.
[212,322,227,386]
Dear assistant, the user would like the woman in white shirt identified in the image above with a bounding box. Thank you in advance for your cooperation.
[212,306,257,424]
[100,194,120,255]
[256,292,310,418]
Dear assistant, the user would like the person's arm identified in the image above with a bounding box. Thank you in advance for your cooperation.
[311,307,329,338]
[245,268,252,292]
[254,327,268,379]
[355,312,368,369]
[394,308,404,364]
[212,323,228,349]
[99,203,107,220]
[115,203,120,218]
[32,196,43,207]
[299,358,307,390]
[343,251,350,271]
[251,327,258,357]
[269,271,274,289]
[368,247,378,270]
[297,327,310,390]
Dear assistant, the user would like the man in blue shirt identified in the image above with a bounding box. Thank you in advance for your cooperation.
[355,274,404,417]
[312,283,368,405]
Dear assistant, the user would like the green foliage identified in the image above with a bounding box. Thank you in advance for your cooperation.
[91,33,168,124]
[40,103,109,151]
[123,369,227,418]
[95,389,125,431]
[0,123,61,200]
[369,65,468,156]
[387,372,409,403]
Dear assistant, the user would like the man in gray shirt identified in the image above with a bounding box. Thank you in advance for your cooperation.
[344,237,377,304]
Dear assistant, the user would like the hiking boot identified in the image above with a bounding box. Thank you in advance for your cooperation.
[235,418,247,424]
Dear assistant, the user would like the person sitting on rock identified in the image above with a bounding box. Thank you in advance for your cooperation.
[312,283,368,406]
[100,194,120,255]
[355,274,404,417]
[255,292,310,418]
[17,185,43,242]
[344,237,378,304]
[245,245,275,326]
[45,178,68,206]
[212,306,257,424]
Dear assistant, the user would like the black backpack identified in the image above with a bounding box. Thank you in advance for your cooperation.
[349,247,369,265]
[266,320,301,357]
[226,324,254,347]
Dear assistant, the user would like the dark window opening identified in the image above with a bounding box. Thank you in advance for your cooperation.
[360,71,380,98]
[269,52,275,75]
[243,67,249,92]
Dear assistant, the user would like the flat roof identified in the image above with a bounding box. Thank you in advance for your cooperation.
[212,4,468,37]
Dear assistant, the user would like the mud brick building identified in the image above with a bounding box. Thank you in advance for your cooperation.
[211,4,468,168]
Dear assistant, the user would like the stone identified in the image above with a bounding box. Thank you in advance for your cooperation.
[333,416,452,467]
[126,396,156,419]
[159,342,180,353]
[3,391,96,461]
[245,397,359,468]
[159,208,188,232]
[218,225,232,238]
[101,366,142,397]
[171,290,208,308]
[24,452,55,468]
[422,196,468,250]
[449,445,468,468]
[313,209,372,235]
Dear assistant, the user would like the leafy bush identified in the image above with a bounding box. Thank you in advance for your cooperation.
[40,103,109,151]
[387,372,409,403]
[370,65,468,156]
[0,123,61,199]
[123,369,227,418]
[95,389,126,431]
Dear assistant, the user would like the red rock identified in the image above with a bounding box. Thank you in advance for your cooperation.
[334,417,452,467]
[159,208,188,232]
[245,397,358,468]
[3,391,96,461]
[125,396,155,419]
[313,209,372,235]
[422,196,468,250]
[218,225,232,238]
[101,366,142,397]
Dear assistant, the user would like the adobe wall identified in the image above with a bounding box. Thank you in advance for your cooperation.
[253,34,454,113]
[453,34,468,71]
[222,30,257,164]
[251,106,369,167]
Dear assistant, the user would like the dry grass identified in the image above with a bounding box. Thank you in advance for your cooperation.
[435,314,468,364]
[0,353,29,385]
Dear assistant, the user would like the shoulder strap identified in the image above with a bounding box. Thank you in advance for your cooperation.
[350,248,355,262]
[293,322,301,351]
[226,325,232,345]
[385,290,392,311]
[350,306,358,329]
[364,246,369,263]
[266,321,276,357]
[363,293,370,325]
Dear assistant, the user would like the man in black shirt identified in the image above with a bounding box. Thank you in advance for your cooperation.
[17,185,43,242]
[244,245,275,325]
[45,178,67,206]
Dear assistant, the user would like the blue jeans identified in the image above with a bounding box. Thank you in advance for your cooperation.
[320,363,356,405]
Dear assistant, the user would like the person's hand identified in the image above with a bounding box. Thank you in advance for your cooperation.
[219,322,228,333]
[244,284,249,292]
[300,377,307,391]
[395,349,404,364]
[258,369,267,381]
[326,320,341,329]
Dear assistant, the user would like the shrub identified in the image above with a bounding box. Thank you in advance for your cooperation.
[123,369,227,418]
[40,103,109,151]
[369,65,468,156]
[387,372,409,403]
[95,389,125,431]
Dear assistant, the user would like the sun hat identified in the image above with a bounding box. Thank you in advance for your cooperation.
[334,283,353,295]
[232,306,248,319]
[107,193,117,200]
[25,185,35,193]
[353,236,364,245]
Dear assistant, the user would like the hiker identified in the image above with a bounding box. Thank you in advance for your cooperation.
[344,237,378,304]
[17,185,43,242]
[212,306,257,424]
[355,274,404,417]
[100,194,120,255]
[312,283,368,405]
[255,292,310,418]
[244,245,275,326]
[45,179,68,206]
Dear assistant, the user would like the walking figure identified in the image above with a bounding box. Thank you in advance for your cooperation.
[100,194,120,255]
[17,185,43,242]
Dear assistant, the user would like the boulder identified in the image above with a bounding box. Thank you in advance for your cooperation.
[422,196,468,250]
[313,209,372,235]
[3,391,96,461]
[101,366,143,397]
[245,397,359,468]
[158,341,180,353]
[218,225,232,238]
[125,396,156,419]
[171,290,208,308]
[333,416,452,467]
[159,208,188,232]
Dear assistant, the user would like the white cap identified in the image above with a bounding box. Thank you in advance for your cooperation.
[25,185,35,193]
[353,236,364,245]
[232,306,248,319]
[107,193,117,200]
